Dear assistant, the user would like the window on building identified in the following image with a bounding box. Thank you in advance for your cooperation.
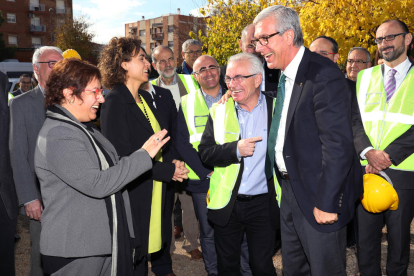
[168,41,173,48]
[8,35,17,45]
[168,25,174,33]
[7,0,16,2]
[32,37,42,48]
[31,18,40,26]
[7,14,16,23]
[139,30,146,36]
[56,0,66,14]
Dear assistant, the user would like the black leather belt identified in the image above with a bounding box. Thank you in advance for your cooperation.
[280,171,290,180]
[236,193,267,202]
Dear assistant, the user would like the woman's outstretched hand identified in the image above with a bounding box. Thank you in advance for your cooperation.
[142,129,170,158]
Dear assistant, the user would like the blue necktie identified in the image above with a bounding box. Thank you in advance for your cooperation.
[265,73,286,179]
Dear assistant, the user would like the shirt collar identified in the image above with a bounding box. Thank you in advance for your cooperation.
[282,46,305,81]
[383,57,411,77]
[235,91,265,112]
[201,86,222,99]
[148,82,156,95]
[160,73,178,86]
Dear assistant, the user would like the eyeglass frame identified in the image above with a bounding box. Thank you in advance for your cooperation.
[317,51,337,56]
[374,33,408,44]
[38,61,58,68]
[224,74,257,84]
[251,32,280,47]
[346,59,369,65]
[183,50,202,55]
[193,65,220,76]
[70,87,103,99]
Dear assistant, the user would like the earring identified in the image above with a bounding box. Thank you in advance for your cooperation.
[68,98,74,105]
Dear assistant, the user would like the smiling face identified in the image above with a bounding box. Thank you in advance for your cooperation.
[346,49,371,81]
[70,78,104,122]
[193,56,220,91]
[182,44,202,68]
[226,59,261,109]
[122,48,151,85]
[254,17,291,71]
[19,76,32,92]
[376,21,412,66]
[153,47,176,80]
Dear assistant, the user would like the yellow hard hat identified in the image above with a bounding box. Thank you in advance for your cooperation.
[360,173,399,213]
[62,49,81,60]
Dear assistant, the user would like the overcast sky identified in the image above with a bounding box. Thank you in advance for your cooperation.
[72,0,206,44]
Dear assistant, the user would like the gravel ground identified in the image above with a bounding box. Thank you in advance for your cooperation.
[14,215,414,276]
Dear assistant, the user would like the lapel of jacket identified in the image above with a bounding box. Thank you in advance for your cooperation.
[118,84,154,134]
[29,86,46,120]
[140,89,167,130]
[285,48,310,139]
[176,74,188,97]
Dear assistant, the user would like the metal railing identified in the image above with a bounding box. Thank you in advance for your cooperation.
[30,25,46,32]
[32,44,42,48]
[56,8,66,14]
[151,33,164,40]
[29,4,45,11]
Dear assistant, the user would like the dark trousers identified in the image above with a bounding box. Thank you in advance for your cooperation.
[151,184,175,276]
[0,199,17,276]
[357,188,414,276]
[280,179,346,276]
[214,194,277,276]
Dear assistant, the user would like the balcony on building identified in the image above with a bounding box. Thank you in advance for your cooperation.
[152,23,163,27]
[129,26,137,35]
[56,8,66,14]
[151,33,164,40]
[30,25,46,33]
[29,4,45,12]
[32,44,42,49]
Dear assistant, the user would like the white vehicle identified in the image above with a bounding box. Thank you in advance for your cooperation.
[0,61,33,79]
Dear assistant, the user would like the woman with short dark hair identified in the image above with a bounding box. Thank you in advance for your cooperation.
[35,58,169,276]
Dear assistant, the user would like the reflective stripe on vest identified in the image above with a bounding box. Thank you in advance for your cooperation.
[8,93,14,101]
[178,74,198,94]
[356,65,414,171]
[181,89,210,180]
[207,99,240,210]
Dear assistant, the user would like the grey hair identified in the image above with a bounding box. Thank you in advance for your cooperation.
[241,24,254,43]
[32,46,63,79]
[253,5,304,47]
[228,53,263,76]
[348,47,371,63]
[181,39,202,52]
[152,45,174,63]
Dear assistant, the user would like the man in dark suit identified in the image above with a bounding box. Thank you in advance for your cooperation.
[199,53,279,276]
[11,74,32,97]
[353,20,414,276]
[253,6,363,275]
[9,46,63,276]
[220,24,280,93]
[0,71,19,276]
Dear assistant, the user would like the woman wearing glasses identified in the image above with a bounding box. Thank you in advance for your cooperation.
[35,58,169,276]
[99,36,188,275]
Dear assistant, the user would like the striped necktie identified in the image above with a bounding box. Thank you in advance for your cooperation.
[265,73,286,179]
[385,69,397,102]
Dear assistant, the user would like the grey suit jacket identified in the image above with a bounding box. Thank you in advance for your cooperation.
[9,86,45,213]
[0,71,19,220]
[35,105,153,257]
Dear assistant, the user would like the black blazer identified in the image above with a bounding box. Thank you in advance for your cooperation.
[0,71,18,220]
[351,64,414,189]
[100,83,176,258]
[198,94,280,230]
[220,63,280,92]
[275,48,363,233]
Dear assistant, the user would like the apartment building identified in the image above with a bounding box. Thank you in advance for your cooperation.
[0,0,73,62]
[125,8,206,65]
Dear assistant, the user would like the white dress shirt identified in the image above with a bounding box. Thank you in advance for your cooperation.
[275,46,305,173]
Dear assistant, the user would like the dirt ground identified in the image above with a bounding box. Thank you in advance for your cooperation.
[14,215,414,276]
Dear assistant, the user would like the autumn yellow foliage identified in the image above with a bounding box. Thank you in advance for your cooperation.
[196,0,414,66]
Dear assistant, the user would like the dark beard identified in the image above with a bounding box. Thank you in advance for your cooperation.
[381,44,406,62]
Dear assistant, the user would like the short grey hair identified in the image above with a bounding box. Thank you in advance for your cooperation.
[348,47,371,63]
[32,46,63,79]
[152,45,174,63]
[228,53,263,76]
[181,39,202,52]
[241,24,254,43]
[253,5,304,47]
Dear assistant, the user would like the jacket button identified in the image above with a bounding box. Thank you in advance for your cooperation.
[339,204,342,207]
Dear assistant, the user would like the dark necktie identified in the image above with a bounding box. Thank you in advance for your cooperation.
[265,73,286,179]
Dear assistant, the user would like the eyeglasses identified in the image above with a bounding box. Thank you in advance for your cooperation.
[251,32,280,47]
[38,61,58,68]
[158,57,174,66]
[70,87,103,99]
[224,74,257,84]
[316,51,337,57]
[20,81,32,84]
[374,33,407,44]
[194,65,219,76]
[346,59,368,65]
[184,50,202,56]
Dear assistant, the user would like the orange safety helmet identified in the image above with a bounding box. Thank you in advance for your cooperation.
[360,172,399,213]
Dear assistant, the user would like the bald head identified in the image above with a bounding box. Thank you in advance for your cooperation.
[309,36,339,63]
[192,55,220,94]
[193,55,219,72]
[239,24,261,58]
